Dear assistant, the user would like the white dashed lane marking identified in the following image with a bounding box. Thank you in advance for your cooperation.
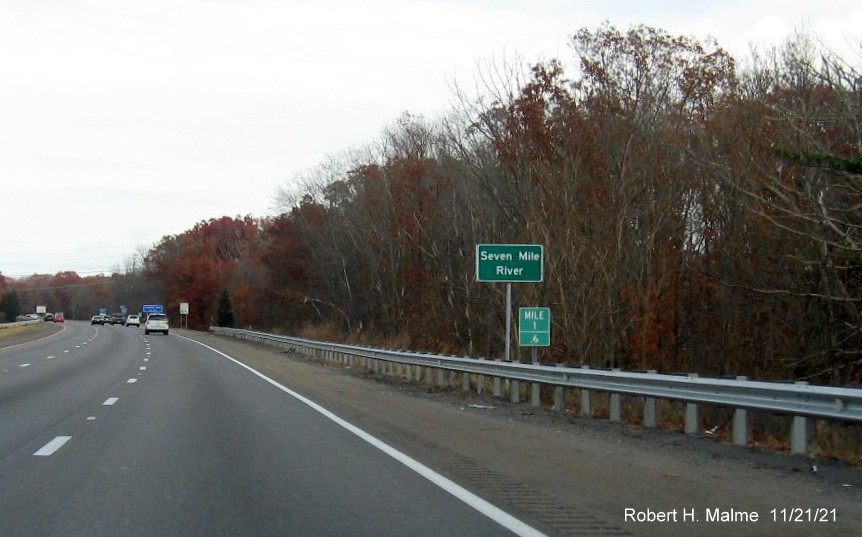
[34,436,72,456]
[126,378,138,384]
[103,397,119,406]
[19,363,31,368]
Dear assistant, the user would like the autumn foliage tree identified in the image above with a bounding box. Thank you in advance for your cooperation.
[128,24,861,385]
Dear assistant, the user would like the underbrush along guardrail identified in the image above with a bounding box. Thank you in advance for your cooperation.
[210,327,862,454]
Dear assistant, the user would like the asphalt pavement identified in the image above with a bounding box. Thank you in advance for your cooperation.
[0,321,538,536]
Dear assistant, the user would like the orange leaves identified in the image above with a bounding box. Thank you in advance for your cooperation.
[623,280,679,371]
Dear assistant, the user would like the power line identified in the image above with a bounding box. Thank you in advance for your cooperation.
[14,280,119,291]
[0,243,147,255]
[2,255,138,265]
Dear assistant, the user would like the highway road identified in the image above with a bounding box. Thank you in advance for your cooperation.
[0,321,540,536]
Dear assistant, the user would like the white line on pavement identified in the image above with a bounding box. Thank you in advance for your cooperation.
[34,436,72,456]
[103,397,119,405]
[127,378,138,384]
[182,336,549,537]
[19,363,31,368]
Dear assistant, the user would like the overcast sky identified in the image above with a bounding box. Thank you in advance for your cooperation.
[1,0,860,278]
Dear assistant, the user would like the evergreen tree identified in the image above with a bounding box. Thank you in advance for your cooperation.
[1,289,21,322]
[217,289,234,327]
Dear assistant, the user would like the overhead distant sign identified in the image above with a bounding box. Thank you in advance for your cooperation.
[519,307,551,347]
[142,304,164,313]
[476,244,544,282]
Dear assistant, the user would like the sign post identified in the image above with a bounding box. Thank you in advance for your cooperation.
[179,302,189,329]
[476,244,544,362]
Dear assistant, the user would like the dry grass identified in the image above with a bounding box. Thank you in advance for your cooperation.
[0,324,42,340]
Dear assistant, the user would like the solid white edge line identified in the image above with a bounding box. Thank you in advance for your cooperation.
[34,436,72,456]
[180,335,547,537]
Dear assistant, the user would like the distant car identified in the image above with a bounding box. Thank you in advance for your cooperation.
[44,313,54,322]
[91,315,105,325]
[144,313,168,335]
[54,312,65,323]
[125,314,140,327]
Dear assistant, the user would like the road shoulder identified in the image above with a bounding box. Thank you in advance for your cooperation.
[181,329,862,537]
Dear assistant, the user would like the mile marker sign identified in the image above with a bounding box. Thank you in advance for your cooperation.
[476,244,544,283]
[519,307,551,347]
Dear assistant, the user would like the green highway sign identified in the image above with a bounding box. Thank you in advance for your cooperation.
[476,244,544,282]
[519,307,551,347]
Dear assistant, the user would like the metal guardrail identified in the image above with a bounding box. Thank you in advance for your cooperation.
[210,327,862,454]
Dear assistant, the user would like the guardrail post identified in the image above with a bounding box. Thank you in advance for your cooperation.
[415,364,423,382]
[531,381,541,408]
[609,369,622,421]
[644,370,658,427]
[425,365,433,386]
[791,381,809,454]
[477,361,485,395]
[437,367,447,388]
[733,376,749,446]
[792,415,809,454]
[493,360,502,397]
[462,366,471,392]
[553,364,565,412]
[580,366,592,417]
[685,373,700,434]
[511,378,521,404]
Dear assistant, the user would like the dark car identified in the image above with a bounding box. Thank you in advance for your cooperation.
[109,314,125,325]
[44,313,54,322]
